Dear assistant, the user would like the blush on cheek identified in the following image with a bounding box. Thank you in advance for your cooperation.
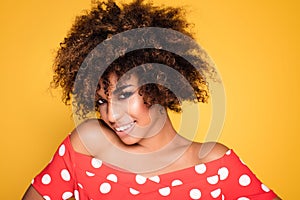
[128,95,151,126]
[99,107,106,118]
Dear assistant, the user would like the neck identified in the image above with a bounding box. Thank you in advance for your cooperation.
[135,115,179,152]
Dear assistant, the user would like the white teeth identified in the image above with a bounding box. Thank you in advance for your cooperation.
[115,122,134,132]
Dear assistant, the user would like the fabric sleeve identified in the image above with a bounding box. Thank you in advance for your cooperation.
[32,136,76,200]
[221,150,278,200]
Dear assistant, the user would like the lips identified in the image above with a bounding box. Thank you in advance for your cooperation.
[115,122,135,132]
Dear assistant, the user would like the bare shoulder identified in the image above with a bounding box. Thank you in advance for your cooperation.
[70,119,96,156]
[70,119,121,156]
[197,142,229,163]
[72,118,103,133]
[70,119,108,156]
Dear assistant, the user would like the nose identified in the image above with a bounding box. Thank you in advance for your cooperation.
[107,100,121,124]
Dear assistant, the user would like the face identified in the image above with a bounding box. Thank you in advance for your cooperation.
[97,73,166,145]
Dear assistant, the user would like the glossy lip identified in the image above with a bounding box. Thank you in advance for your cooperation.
[114,121,136,137]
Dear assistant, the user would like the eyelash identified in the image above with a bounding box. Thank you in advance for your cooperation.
[118,92,133,100]
[97,92,133,105]
[97,99,107,105]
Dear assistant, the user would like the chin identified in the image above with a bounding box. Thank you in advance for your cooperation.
[119,136,140,146]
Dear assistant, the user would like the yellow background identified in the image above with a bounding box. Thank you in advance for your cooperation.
[0,0,298,199]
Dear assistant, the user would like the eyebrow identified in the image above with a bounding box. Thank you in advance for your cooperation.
[98,84,134,99]
[113,84,134,95]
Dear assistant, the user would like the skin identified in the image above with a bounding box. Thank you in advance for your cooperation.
[22,73,282,199]
[97,73,169,148]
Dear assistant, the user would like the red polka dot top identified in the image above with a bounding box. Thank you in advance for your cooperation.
[32,135,277,200]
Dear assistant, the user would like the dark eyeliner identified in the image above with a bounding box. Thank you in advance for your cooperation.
[97,98,107,105]
[119,91,133,99]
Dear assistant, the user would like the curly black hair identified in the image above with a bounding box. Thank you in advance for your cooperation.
[51,0,213,118]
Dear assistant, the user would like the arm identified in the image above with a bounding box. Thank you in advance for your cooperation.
[22,185,44,200]
[22,136,76,200]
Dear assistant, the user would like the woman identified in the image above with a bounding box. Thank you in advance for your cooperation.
[22,0,281,199]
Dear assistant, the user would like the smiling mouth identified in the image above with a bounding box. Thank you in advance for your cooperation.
[115,122,135,132]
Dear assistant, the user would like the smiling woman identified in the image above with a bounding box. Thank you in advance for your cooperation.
[96,72,168,145]
[21,0,281,199]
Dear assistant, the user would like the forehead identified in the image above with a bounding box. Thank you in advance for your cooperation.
[98,73,138,94]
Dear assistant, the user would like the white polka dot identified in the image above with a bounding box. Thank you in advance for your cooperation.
[225,149,231,155]
[149,175,160,183]
[171,179,183,186]
[77,183,83,189]
[189,188,201,199]
[237,197,250,200]
[195,164,206,174]
[62,191,73,199]
[106,174,118,183]
[222,194,225,200]
[61,169,71,181]
[239,174,251,186]
[211,188,221,198]
[31,179,34,184]
[159,187,171,196]
[218,167,229,180]
[135,175,147,184]
[261,184,270,192]
[91,158,102,168]
[43,196,51,200]
[100,182,111,194]
[85,171,95,177]
[207,175,219,185]
[59,144,66,156]
[74,190,79,200]
[41,174,51,185]
[129,188,140,195]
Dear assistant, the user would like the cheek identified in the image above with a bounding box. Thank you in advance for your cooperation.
[99,106,108,120]
[128,96,151,123]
